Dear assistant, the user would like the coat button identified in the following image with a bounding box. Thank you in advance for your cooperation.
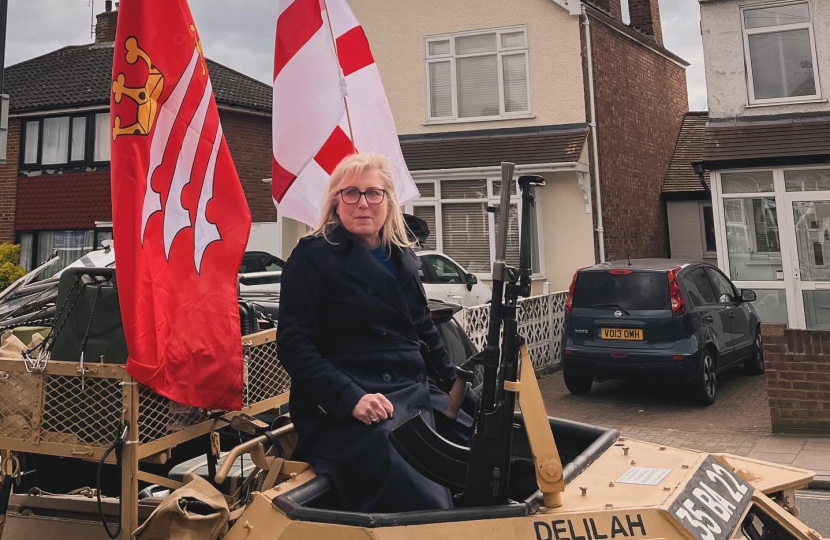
[382,373,392,382]
[416,373,425,383]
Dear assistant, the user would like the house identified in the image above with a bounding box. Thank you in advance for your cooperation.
[662,111,716,265]
[344,0,689,291]
[0,4,276,277]
[694,0,830,328]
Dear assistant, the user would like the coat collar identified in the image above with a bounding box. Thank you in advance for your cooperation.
[325,226,422,324]
[325,225,420,282]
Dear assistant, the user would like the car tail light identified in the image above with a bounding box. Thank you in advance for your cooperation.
[668,266,686,315]
[565,270,580,312]
[609,269,633,275]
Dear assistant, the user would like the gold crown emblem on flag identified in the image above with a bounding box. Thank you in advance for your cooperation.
[111,37,165,140]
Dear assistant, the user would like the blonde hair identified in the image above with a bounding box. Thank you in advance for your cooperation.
[308,153,414,251]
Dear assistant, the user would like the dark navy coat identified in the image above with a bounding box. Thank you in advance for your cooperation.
[276,226,458,512]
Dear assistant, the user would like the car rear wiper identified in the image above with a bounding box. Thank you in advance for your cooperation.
[590,303,630,316]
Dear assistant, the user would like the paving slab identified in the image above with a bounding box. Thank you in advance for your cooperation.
[791,451,830,476]
[745,451,798,466]
[538,368,830,487]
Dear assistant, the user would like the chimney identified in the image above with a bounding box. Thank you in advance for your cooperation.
[628,0,663,46]
[95,1,118,43]
[593,0,622,21]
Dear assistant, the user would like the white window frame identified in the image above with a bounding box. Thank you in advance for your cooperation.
[741,1,822,105]
[424,26,532,124]
[405,177,545,279]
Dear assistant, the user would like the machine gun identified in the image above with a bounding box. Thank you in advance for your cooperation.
[391,162,565,508]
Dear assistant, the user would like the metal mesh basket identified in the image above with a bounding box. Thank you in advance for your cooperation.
[0,328,288,460]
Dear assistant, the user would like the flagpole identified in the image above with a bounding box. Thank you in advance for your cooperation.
[322,0,356,152]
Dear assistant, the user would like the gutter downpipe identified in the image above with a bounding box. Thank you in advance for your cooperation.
[582,5,606,263]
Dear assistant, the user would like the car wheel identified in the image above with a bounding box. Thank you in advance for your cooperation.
[691,349,717,406]
[564,367,593,395]
[744,329,765,375]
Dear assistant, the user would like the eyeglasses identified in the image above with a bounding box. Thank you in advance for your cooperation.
[339,187,387,205]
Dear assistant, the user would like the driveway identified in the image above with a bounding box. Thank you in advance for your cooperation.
[538,367,771,455]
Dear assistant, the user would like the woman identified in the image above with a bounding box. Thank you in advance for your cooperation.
[277,153,459,513]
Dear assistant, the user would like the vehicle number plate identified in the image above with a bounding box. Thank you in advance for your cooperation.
[600,328,643,340]
[669,456,754,540]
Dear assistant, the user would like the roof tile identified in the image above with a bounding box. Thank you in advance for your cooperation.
[5,43,271,113]
[400,125,589,170]
[663,112,709,194]
[702,117,830,166]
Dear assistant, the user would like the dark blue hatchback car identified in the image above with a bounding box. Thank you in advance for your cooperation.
[561,259,764,405]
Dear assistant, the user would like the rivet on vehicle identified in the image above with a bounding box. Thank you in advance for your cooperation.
[243,521,253,531]
[605,503,614,509]
[289,472,298,481]
[663,487,671,491]
[682,464,690,469]
[631,460,636,466]
[608,482,615,488]
[659,446,666,451]
[580,487,588,496]
[622,446,630,456]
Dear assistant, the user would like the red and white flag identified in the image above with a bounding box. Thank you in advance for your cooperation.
[272,0,419,227]
[110,0,251,410]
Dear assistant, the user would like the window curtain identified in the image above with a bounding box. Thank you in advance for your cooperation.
[18,233,33,271]
[71,117,87,161]
[37,230,95,278]
[23,121,39,164]
[41,117,70,165]
[442,203,490,273]
[429,61,453,118]
[94,113,111,162]
[456,55,499,118]
[502,53,529,113]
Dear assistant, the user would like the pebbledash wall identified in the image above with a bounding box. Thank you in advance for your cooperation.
[762,323,830,434]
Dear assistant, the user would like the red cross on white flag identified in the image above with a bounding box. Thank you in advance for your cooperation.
[271,0,419,227]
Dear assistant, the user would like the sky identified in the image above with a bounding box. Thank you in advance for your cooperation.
[3,0,708,111]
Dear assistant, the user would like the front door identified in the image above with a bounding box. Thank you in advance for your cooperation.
[784,193,830,329]
[714,167,830,329]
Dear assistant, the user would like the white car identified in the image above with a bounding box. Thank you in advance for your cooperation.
[415,250,491,306]
[237,250,491,307]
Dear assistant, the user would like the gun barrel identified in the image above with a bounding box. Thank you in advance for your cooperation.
[493,162,514,267]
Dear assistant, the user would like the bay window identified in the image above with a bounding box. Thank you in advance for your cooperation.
[407,178,542,277]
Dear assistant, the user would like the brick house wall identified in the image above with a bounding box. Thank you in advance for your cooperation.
[220,110,275,223]
[0,119,20,243]
[16,171,112,230]
[583,12,688,262]
[762,323,830,435]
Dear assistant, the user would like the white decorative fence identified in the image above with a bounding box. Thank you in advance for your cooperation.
[459,291,568,371]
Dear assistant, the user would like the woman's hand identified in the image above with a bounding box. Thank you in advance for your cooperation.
[352,393,394,425]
